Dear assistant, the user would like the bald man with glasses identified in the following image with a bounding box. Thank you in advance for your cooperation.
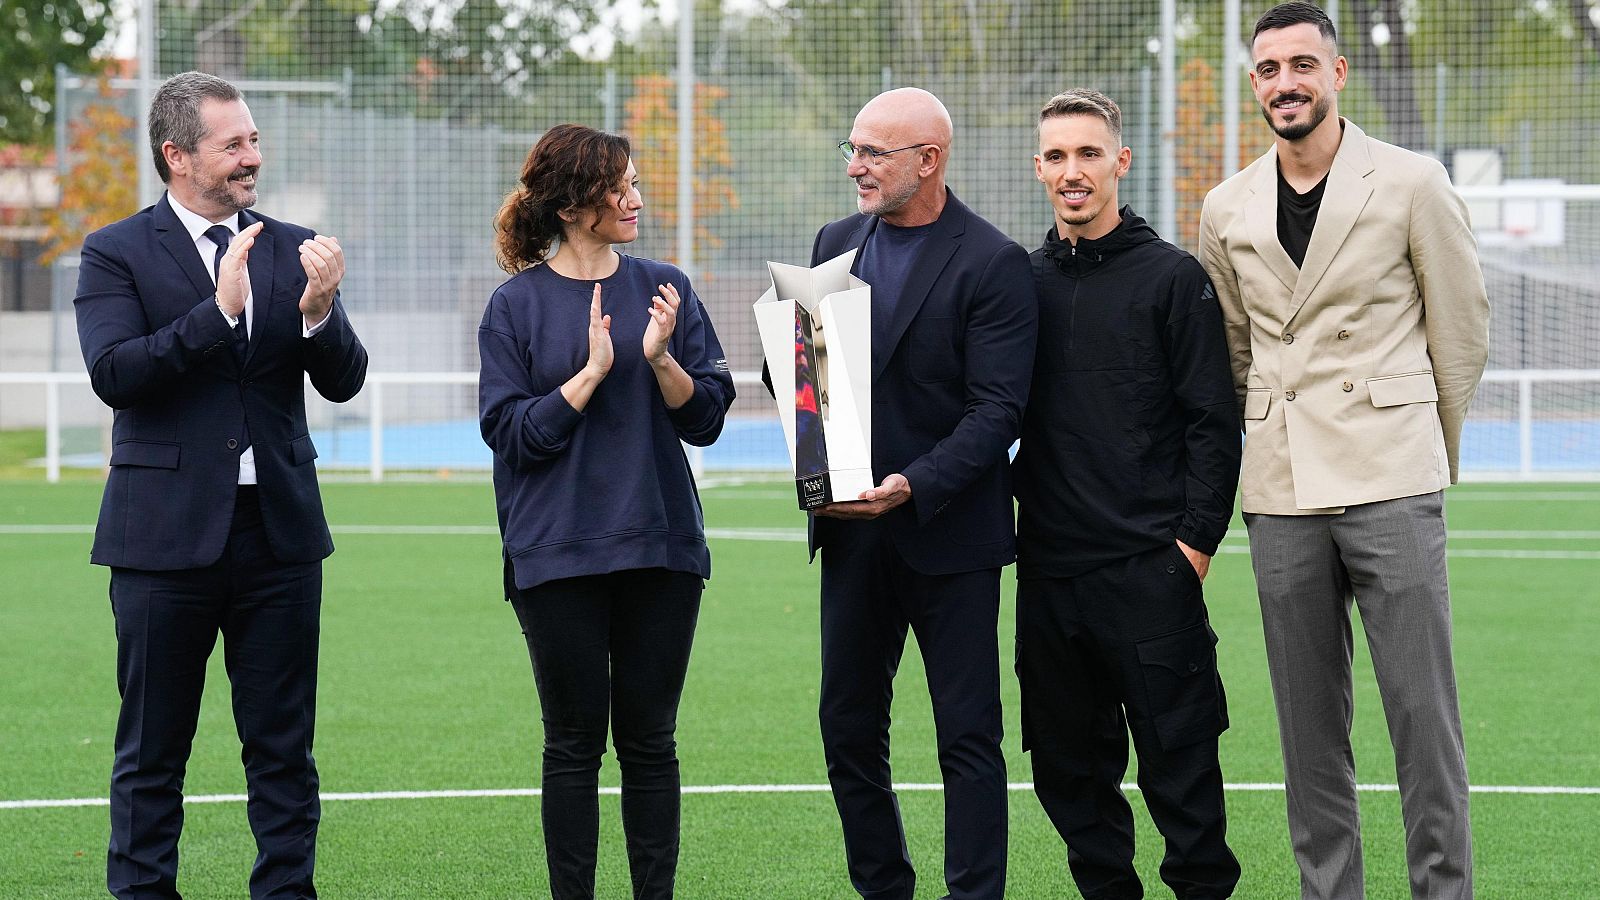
[792,88,1038,900]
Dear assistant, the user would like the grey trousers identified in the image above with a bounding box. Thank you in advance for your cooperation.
[1245,491,1472,900]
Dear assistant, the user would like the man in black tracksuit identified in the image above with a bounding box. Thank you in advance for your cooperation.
[1013,89,1242,900]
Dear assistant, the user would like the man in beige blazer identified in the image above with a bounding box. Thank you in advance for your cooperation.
[1198,4,1488,899]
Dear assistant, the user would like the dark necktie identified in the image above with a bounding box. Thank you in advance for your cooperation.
[205,224,251,455]
[204,225,247,356]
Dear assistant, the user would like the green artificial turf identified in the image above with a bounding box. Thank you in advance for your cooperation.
[2,478,1597,898]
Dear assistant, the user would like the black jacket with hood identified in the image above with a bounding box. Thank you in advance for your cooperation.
[1013,206,1240,579]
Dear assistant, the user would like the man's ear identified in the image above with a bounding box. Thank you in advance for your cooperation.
[162,141,187,178]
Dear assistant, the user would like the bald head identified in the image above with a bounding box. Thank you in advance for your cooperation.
[855,88,953,156]
[846,88,952,226]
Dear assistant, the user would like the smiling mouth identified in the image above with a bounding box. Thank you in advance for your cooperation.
[230,171,257,186]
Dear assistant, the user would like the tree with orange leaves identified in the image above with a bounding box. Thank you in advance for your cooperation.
[1174,56,1265,251]
[623,74,738,271]
[40,76,138,266]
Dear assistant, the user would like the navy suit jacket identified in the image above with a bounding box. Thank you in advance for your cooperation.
[75,194,367,571]
[808,190,1037,575]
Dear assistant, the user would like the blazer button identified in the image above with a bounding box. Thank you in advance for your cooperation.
[1282,332,1295,344]
[1166,564,1177,574]
[1337,329,1351,340]
[226,439,238,450]
[1285,390,1297,401]
[1342,381,1354,392]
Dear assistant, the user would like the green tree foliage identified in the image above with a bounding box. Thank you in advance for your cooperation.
[0,0,113,144]
[152,0,604,122]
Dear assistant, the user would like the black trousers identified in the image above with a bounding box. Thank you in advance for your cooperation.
[819,525,1008,900]
[510,568,703,900]
[1016,544,1239,900]
[107,486,323,900]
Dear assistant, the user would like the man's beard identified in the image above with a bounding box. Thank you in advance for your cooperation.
[197,167,259,212]
[857,173,919,216]
[1261,92,1331,142]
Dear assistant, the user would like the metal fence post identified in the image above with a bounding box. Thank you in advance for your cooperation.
[1519,374,1534,478]
[370,379,385,483]
[45,378,62,484]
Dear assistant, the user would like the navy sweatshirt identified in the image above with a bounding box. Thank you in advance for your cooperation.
[478,254,735,592]
[1013,207,1240,578]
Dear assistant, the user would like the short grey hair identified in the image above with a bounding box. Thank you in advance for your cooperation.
[149,71,242,183]
[1038,88,1122,140]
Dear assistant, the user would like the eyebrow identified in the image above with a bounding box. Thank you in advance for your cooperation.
[1257,53,1322,70]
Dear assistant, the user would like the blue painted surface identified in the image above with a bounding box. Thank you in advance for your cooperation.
[57,417,1598,473]
[299,417,1600,473]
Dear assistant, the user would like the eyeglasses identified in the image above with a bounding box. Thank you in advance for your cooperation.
[837,140,932,163]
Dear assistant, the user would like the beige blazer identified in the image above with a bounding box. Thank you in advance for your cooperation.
[1199,120,1489,514]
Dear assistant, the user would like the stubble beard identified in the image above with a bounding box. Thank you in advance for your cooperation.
[1262,92,1331,142]
[197,167,260,213]
[857,173,920,217]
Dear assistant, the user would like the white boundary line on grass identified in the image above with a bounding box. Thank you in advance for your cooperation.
[707,489,1600,502]
[5,781,1598,810]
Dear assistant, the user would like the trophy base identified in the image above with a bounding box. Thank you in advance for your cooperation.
[796,472,833,509]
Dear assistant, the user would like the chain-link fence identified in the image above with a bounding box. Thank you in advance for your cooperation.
[3,0,1598,477]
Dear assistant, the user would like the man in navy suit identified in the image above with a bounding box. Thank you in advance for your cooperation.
[810,88,1038,900]
[74,71,366,899]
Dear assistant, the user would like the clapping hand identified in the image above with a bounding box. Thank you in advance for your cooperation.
[298,235,345,323]
[643,282,682,365]
[586,283,614,377]
[216,222,264,318]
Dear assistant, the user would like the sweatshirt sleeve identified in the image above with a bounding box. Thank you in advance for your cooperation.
[477,286,586,469]
[1163,258,1242,556]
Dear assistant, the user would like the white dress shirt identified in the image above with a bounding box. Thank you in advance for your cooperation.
[166,194,330,485]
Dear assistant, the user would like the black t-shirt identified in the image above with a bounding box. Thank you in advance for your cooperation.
[1277,163,1328,268]
[856,220,935,360]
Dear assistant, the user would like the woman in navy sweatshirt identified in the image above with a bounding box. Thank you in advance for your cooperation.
[478,123,735,899]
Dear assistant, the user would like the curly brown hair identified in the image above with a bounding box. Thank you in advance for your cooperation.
[494,124,633,274]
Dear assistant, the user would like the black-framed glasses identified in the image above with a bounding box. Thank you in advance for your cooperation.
[837,140,931,163]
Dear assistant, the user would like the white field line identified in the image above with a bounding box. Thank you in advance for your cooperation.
[706,489,1600,502]
[1447,492,1600,501]
[5,781,1598,811]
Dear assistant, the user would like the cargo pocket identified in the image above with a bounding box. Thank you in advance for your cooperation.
[1134,621,1227,751]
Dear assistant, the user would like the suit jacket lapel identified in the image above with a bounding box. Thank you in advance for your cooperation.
[240,209,277,368]
[870,191,964,382]
[1287,120,1375,322]
[154,195,219,302]
[1243,148,1300,298]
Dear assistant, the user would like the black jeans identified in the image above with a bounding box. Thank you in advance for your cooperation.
[510,568,703,900]
[1016,544,1239,900]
